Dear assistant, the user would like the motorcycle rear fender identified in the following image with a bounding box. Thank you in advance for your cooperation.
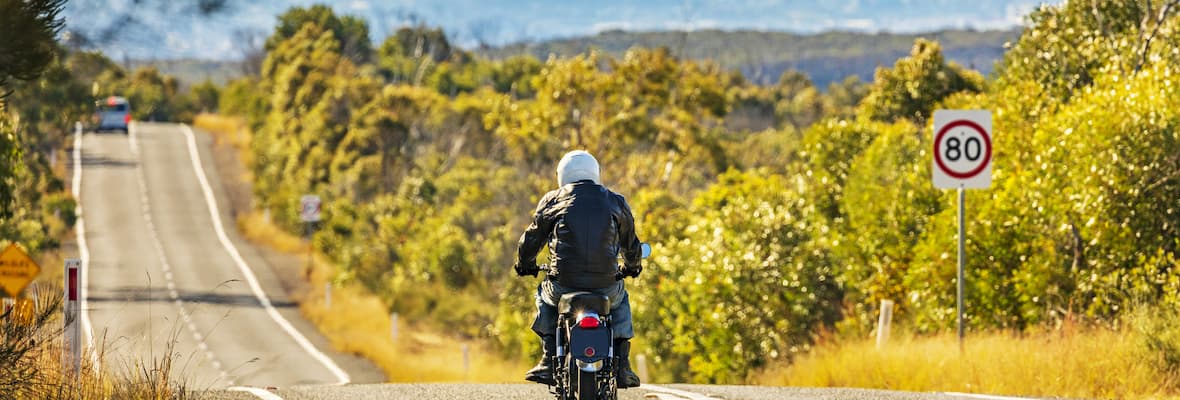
[569,324,612,363]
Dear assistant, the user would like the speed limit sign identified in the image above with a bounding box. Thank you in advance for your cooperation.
[933,110,992,189]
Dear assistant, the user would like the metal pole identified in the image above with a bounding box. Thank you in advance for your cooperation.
[957,187,965,352]
[306,221,313,275]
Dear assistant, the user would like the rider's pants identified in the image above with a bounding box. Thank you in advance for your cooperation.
[531,277,634,340]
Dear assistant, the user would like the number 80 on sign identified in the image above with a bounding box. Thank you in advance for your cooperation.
[933,110,993,189]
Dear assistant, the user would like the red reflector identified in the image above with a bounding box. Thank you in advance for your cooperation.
[578,316,600,329]
[124,113,132,123]
[67,267,78,301]
[584,347,595,357]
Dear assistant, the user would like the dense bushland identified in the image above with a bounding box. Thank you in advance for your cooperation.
[215,0,1180,384]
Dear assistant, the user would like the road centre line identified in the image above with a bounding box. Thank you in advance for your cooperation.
[129,124,233,385]
[72,123,97,368]
[641,384,720,400]
[182,125,351,385]
[228,386,285,400]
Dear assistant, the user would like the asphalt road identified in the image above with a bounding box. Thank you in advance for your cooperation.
[78,122,381,389]
[198,383,1032,400]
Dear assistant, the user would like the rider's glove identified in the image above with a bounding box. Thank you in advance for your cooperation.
[621,264,642,278]
[514,261,539,277]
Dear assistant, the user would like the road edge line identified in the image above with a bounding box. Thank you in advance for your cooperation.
[71,122,97,368]
[181,125,351,385]
[943,392,1039,400]
[228,386,285,400]
[640,384,720,400]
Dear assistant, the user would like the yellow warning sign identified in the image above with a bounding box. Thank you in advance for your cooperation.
[0,243,40,297]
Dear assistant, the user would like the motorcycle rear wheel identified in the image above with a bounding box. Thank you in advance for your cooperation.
[568,356,597,399]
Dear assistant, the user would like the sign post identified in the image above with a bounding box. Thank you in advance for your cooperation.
[64,258,82,376]
[932,109,993,351]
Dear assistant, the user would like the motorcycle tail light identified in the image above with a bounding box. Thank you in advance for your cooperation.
[578,316,600,329]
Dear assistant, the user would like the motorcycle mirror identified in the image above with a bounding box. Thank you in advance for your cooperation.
[641,243,651,259]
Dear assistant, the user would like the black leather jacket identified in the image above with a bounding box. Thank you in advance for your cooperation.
[517,180,642,289]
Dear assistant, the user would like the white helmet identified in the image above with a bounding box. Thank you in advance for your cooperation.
[557,150,600,186]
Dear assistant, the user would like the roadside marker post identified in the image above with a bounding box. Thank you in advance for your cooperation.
[932,110,993,351]
[300,194,322,288]
[64,258,82,377]
[391,312,399,342]
[876,300,894,349]
[636,354,649,383]
[325,282,331,309]
[462,344,470,381]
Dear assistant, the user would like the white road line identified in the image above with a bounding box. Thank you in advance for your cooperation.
[943,392,1038,400]
[181,125,351,385]
[72,123,97,368]
[644,394,693,400]
[228,386,285,400]
[640,384,720,400]
[130,124,234,385]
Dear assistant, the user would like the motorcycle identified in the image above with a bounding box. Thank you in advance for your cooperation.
[546,243,650,400]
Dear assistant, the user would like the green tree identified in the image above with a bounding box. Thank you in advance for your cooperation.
[490,55,542,98]
[639,170,841,382]
[857,39,984,123]
[0,0,65,97]
[219,77,268,131]
[115,67,193,122]
[266,4,373,64]
[772,70,825,131]
[836,119,942,327]
[190,80,220,113]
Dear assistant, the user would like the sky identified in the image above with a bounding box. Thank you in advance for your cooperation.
[61,0,1062,60]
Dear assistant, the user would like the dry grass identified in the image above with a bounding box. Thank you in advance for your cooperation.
[192,113,251,153]
[1,283,199,399]
[301,278,527,382]
[755,324,1179,399]
[236,208,528,383]
[237,212,306,254]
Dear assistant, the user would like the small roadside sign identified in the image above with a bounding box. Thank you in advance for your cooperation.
[0,243,40,297]
[933,109,993,189]
[300,194,322,222]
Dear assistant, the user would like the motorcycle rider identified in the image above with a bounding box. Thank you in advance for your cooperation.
[514,150,644,388]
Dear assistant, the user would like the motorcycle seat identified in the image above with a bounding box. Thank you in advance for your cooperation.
[558,292,611,316]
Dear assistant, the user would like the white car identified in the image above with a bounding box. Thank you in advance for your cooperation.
[95,96,131,133]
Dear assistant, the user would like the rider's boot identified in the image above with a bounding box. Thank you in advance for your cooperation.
[615,339,641,388]
[525,335,556,385]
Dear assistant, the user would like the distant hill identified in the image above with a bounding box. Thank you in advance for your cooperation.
[481,28,1021,87]
[125,59,245,87]
[120,28,1020,91]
